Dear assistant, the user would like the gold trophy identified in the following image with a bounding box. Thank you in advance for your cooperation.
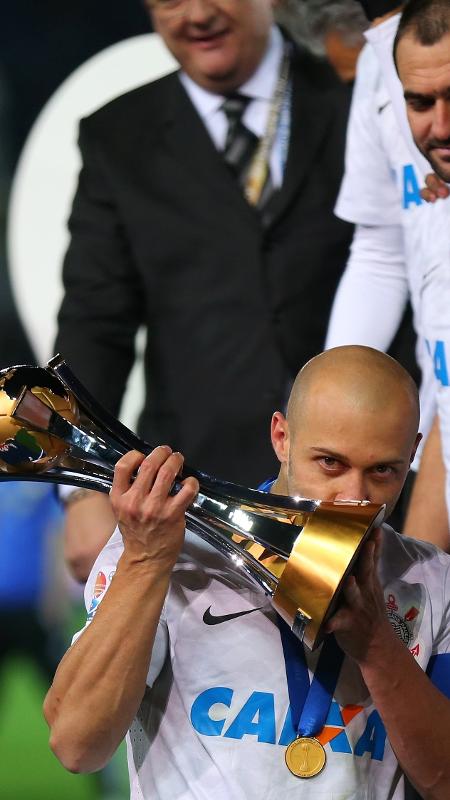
[0,355,384,650]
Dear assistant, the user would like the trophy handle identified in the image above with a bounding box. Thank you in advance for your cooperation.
[48,355,153,461]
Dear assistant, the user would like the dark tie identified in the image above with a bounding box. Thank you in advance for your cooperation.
[222,94,274,208]
[222,94,259,186]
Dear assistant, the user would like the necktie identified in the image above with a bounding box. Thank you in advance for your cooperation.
[222,95,259,186]
[222,94,274,208]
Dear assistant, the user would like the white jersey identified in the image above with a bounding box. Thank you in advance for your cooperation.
[327,15,440,465]
[417,201,450,518]
[78,524,450,800]
[364,16,430,178]
[364,17,450,510]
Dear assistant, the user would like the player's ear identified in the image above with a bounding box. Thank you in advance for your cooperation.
[271,411,290,464]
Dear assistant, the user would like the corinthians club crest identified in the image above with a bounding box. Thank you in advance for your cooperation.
[385,582,425,649]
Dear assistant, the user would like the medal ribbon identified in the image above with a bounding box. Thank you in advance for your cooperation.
[277,616,344,739]
[244,43,291,206]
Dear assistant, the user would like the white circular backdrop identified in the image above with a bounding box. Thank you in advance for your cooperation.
[7,33,176,429]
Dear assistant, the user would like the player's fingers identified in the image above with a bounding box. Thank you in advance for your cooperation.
[425,172,449,197]
[111,450,147,498]
[355,538,376,585]
[324,605,354,634]
[130,445,173,500]
[169,476,200,514]
[372,527,382,569]
[342,574,361,607]
[420,188,437,203]
[148,451,185,505]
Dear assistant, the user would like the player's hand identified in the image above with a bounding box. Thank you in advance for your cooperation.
[110,446,199,571]
[420,172,450,203]
[324,529,395,663]
[353,1,403,22]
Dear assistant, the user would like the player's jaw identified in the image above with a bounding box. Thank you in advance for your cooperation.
[423,137,450,183]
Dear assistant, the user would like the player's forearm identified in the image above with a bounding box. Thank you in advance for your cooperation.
[359,628,450,799]
[44,554,171,773]
[63,492,117,583]
[403,416,450,550]
[325,225,408,351]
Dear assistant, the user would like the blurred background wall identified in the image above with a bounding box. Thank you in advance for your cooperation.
[0,0,151,368]
[0,6,150,799]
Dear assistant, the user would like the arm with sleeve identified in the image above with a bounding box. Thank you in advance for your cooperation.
[352,534,450,799]
[77,528,169,688]
[326,44,409,351]
[58,486,118,583]
[427,558,450,701]
[420,201,450,528]
[326,223,408,350]
[44,526,170,773]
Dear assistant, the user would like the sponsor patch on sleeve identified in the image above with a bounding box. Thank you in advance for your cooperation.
[86,570,113,623]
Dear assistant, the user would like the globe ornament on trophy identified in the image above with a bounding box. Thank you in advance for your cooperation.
[0,355,384,650]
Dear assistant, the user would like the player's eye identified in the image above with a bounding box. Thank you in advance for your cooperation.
[372,464,395,477]
[407,97,434,112]
[318,456,341,471]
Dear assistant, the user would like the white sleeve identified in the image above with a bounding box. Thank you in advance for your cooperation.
[335,44,401,227]
[420,201,450,523]
[72,525,169,687]
[325,223,409,351]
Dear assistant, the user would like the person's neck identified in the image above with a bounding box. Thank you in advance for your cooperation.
[271,467,288,495]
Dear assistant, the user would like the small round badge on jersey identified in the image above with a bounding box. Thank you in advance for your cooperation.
[285,736,326,778]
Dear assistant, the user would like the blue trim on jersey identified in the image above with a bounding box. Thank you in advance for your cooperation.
[426,654,450,699]
[258,479,275,493]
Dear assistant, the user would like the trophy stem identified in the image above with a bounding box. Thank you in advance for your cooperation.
[186,511,279,597]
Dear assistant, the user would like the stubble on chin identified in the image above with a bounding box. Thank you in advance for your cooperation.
[420,143,450,183]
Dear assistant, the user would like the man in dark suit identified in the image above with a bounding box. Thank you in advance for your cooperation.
[55,0,353,489]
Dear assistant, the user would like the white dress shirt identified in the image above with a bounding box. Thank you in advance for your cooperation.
[179,26,289,188]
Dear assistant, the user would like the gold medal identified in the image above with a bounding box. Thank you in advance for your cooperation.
[285,736,326,778]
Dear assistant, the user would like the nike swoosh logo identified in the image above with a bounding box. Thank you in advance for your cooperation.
[378,100,391,114]
[203,605,263,625]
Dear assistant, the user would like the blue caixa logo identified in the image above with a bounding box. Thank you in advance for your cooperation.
[191,687,387,762]
[426,340,450,387]
[402,164,423,210]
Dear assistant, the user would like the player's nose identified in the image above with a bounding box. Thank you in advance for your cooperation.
[333,472,368,503]
[432,99,450,142]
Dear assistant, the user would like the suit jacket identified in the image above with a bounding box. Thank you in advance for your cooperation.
[56,42,353,486]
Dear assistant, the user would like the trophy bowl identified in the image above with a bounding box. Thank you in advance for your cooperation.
[0,365,78,473]
[0,356,385,649]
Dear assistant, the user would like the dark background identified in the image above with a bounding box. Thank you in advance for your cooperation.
[0,1,151,367]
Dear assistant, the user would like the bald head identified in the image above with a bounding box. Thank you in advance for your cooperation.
[271,347,421,516]
[287,346,420,441]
